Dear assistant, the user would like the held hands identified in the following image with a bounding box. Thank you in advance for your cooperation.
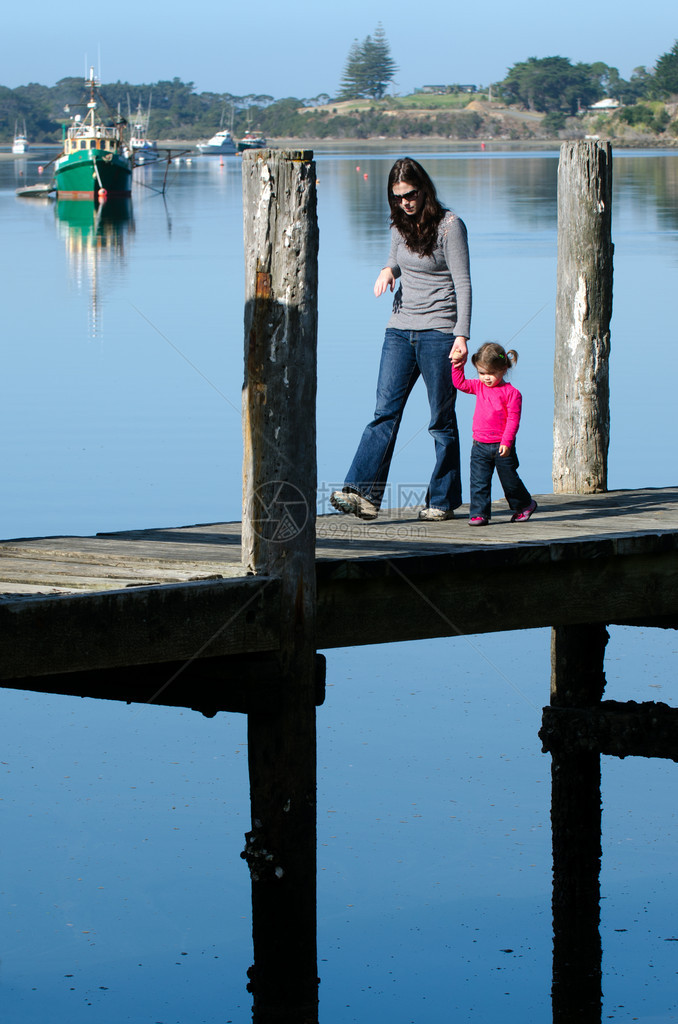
[449,336,468,364]
[374,268,396,297]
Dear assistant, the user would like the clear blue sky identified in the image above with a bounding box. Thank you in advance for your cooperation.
[4,1,676,98]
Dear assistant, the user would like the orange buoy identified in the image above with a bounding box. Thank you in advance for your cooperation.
[98,188,108,201]
[363,173,368,180]
[38,165,44,174]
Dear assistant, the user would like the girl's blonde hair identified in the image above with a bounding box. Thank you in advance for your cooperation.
[471,342,518,372]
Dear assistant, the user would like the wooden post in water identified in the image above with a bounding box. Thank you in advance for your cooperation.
[241,149,319,1023]
[553,140,613,493]
[549,141,613,1021]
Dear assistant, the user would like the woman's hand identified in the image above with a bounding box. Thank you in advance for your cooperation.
[449,336,468,362]
[374,268,396,297]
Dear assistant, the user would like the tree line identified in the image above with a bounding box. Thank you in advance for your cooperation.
[0,76,280,143]
[500,47,678,113]
[1,38,677,143]
[335,31,678,109]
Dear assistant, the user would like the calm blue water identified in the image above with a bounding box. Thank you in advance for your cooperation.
[1,145,677,1023]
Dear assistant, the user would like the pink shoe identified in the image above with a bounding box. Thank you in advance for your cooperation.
[469,515,489,526]
[510,499,537,523]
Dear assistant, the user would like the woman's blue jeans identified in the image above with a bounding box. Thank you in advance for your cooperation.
[344,328,461,511]
[469,441,531,517]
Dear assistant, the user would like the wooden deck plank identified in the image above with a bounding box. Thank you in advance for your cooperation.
[0,550,232,590]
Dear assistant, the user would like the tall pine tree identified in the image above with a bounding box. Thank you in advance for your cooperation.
[363,24,398,99]
[653,40,678,97]
[338,25,398,100]
[338,39,368,100]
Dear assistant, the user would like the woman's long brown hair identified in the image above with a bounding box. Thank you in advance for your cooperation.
[388,157,447,256]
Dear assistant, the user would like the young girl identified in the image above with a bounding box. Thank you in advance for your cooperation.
[451,342,537,526]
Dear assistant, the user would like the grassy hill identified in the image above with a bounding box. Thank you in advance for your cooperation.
[289,93,678,145]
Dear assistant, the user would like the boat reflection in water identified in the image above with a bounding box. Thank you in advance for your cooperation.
[55,197,134,339]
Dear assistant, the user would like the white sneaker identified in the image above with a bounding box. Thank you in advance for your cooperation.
[330,490,378,521]
[418,507,455,522]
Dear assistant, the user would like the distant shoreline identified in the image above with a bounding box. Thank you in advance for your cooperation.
[157,136,677,152]
[4,135,675,160]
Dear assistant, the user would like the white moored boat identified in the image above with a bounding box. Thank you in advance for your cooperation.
[196,129,236,155]
[127,98,159,164]
[12,120,29,154]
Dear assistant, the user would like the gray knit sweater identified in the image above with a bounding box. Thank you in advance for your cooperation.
[385,211,472,337]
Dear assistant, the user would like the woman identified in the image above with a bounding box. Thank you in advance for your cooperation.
[330,157,471,522]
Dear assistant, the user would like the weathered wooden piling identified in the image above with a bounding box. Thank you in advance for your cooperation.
[549,140,613,1020]
[241,149,320,1023]
[553,140,613,493]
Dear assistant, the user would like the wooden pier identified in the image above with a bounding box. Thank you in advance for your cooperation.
[3,143,677,1024]
[1,486,677,698]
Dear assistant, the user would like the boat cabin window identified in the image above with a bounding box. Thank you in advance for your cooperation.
[80,141,87,150]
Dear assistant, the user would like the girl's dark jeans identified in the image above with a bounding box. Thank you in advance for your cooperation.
[469,441,531,518]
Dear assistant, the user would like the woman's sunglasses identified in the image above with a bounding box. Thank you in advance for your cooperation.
[392,189,420,204]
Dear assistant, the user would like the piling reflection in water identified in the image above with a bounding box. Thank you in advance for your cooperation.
[243,639,678,1024]
[541,623,678,1024]
[55,198,134,339]
[238,633,678,1024]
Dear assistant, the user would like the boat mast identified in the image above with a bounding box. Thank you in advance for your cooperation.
[85,66,98,129]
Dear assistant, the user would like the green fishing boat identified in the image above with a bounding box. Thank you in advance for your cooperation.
[54,68,132,202]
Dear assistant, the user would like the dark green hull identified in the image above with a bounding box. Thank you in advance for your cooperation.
[55,149,132,201]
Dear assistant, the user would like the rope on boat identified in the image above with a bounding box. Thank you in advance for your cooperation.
[93,158,104,191]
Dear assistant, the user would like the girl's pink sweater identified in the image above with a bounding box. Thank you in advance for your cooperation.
[452,363,522,447]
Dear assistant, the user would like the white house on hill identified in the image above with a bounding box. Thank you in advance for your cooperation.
[589,98,621,110]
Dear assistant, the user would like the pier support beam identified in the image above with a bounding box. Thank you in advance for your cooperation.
[553,140,613,494]
[241,149,320,1022]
